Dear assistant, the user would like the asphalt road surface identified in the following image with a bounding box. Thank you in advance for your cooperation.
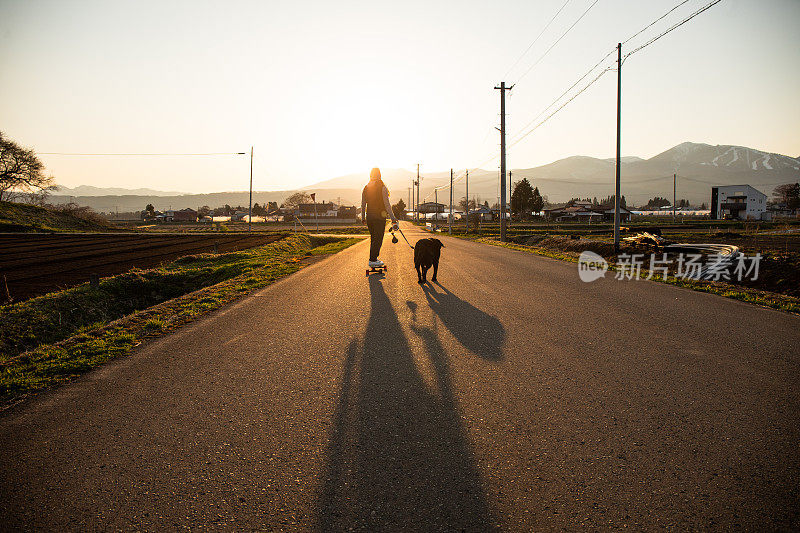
[2,222,799,531]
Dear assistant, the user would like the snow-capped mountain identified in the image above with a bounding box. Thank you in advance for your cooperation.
[650,142,800,172]
[504,142,799,204]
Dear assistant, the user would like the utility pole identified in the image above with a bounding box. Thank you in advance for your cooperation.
[449,169,453,235]
[313,195,318,232]
[408,187,411,216]
[410,180,415,222]
[416,163,421,222]
[495,81,513,242]
[434,188,438,230]
[248,146,253,232]
[613,44,622,253]
[465,169,469,233]
[508,170,512,225]
[673,173,677,221]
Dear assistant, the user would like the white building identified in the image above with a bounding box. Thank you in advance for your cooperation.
[710,185,767,220]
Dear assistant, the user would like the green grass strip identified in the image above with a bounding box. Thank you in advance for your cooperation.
[0,235,359,406]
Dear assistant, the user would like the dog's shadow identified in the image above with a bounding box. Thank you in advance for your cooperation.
[418,283,505,360]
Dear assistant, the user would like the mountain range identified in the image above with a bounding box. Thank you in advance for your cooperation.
[47,142,800,212]
[56,185,188,197]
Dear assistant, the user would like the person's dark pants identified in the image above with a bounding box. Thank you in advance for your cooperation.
[366,217,386,261]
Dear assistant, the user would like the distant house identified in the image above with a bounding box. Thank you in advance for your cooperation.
[599,206,632,223]
[471,205,494,221]
[768,202,798,219]
[417,202,446,214]
[298,202,337,218]
[173,208,197,222]
[158,208,197,222]
[337,206,357,219]
[544,205,595,221]
[544,204,631,223]
[490,207,511,220]
[710,185,767,220]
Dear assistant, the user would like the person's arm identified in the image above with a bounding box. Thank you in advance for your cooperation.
[382,186,398,227]
[361,187,367,223]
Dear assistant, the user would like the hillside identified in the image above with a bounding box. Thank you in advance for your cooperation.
[56,185,188,197]
[0,201,117,232]
[48,190,307,214]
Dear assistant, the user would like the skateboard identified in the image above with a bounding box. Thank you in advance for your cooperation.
[366,265,388,276]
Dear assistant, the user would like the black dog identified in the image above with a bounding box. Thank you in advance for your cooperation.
[414,238,444,284]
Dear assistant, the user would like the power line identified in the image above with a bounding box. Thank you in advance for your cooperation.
[504,0,724,153]
[425,0,724,204]
[622,0,691,45]
[509,67,612,149]
[624,0,724,61]
[39,152,246,156]
[506,0,722,149]
[502,0,573,79]
[514,0,601,86]
[507,48,616,145]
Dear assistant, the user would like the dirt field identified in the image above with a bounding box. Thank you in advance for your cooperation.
[0,233,285,301]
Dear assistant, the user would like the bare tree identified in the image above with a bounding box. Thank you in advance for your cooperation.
[0,132,55,202]
[773,183,800,211]
[282,192,312,210]
[458,197,476,212]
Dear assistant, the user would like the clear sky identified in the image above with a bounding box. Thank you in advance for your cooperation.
[1,0,798,193]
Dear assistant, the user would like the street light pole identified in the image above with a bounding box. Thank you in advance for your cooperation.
[249,146,253,232]
[435,188,438,230]
[465,169,469,233]
[673,173,677,221]
[449,169,453,235]
[614,43,622,253]
[416,163,421,223]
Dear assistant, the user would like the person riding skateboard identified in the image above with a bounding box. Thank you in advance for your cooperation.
[361,167,399,269]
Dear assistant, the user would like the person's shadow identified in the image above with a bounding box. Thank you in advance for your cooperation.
[315,275,497,532]
[420,283,505,360]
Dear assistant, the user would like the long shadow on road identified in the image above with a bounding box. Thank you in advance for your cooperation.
[315,275,497,531]
[421,282,505,360]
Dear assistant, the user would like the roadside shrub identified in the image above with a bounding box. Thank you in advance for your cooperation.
[48,202,109,225]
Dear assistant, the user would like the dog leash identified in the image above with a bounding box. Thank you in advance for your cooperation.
[391,226,415,250]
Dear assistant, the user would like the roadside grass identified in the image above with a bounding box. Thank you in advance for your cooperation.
[456,235,800,315]
[0,200,116,232]
[0,234,359,406]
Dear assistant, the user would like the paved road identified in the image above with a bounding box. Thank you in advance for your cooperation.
[2,222,799,531]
